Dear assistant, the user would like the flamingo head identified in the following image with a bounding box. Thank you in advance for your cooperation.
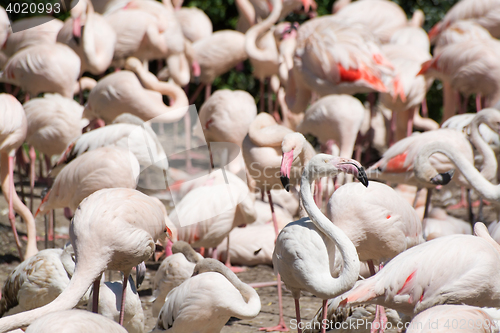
[280,132,307,191]
[429,169,454,185]
[307,154,369,187]
[72,16,82,46]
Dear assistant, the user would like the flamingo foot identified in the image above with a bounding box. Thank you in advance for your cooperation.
[447,200,468,210]
[259,321,289,332]
[471,200,490,207]
[225,263,246,273]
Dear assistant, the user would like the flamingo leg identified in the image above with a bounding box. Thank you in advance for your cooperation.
[413,187,422,208]
[189,83,205,104]
[92,276,101,313]
[295,298,302,333]
[204,84,212,101]
[29,146,36,213]
[119,273,129,326]
[407,108,415,137]
[259,191,289,332]
[184,111,193,173]
[4,153,24,260]
[476,94,482,112]
[321,299,328,333]
[44,214,49,249]
[224,234,246,273]
[421,98,428,118]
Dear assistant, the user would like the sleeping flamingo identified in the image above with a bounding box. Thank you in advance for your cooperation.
[152,258,261,332]
[0,188,170,332]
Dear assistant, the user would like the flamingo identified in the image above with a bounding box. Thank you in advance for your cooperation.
[198,89,257,178]
[175,6,213,43]
[422,207,472,240]
[56,0,116,75]
[152,258,261,332]
[341,223,500,317]
[87,278,144,333]
[333,0,407,42]
[274,154,367,333]
[152,241,203,318]
[0,6,9,48]
[0,245,81,318]
[36,146,139,216]
[0,188,170,332]
[296,94,365,167]
[0,94,38,261]
[287,15,396,114]
[428,0,500,42]
[407,304,499,333]
[24,309,128,333]
[55,123,167,174]
[0,44,81,98]
[184,30,248,102]
[83,57,189,124]
[418,38,500,112]
[3,17,63,57]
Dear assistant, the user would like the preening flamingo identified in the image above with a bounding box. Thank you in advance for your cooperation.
[24,309,128,333]
[152,258,261,332]
[0,94,38,261]
[274,154,367,333]
[0,44,81,98]
[152,241,203,317]
[0,188,170,332]
[341,223,500,316]
[84,57,188,124]
[57,0,116,75]
[0,245,80,317]
[3,17,63,57]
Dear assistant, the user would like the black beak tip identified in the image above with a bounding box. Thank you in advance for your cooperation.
[430,169,455,185]
[280,175,290,192]
[357,168,369,187]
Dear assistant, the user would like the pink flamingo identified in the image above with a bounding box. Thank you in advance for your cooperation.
[0,94,38,261]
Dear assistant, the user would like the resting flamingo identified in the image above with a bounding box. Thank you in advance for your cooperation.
[151,241,203,318]
[274,154,367,333]
[0,94,38,261]
[341,223,500,317]
[152,258,261,332]
[0,44,81,99]
[0,188,170,332]
[84,57,188,124]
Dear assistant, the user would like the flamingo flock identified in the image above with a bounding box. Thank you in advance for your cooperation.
[2,0,500,332]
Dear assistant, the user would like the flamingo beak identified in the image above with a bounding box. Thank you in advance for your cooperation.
[338,161,369,187]
[430,169,454,185]
[165,226,173,240]
[192,60,201,84]
[301,0,312,12]
[280,150,294,192]
[72,16,82,46]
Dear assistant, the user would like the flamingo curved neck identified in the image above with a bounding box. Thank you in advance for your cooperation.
[415,142,500,202]
[214,266,261,318]
[245,0,282,63]
[0,257,103,332]
[300,166,360,296]
[470,112,498,182]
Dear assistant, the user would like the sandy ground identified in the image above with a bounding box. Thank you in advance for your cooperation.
[0,175,497,332]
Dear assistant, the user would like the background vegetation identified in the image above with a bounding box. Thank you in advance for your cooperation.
[1,0,469,123]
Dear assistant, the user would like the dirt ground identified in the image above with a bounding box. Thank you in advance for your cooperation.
[0,177,497,332]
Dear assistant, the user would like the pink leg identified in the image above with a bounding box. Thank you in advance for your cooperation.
[29,146,36,213]
[321,299,328,333]
[407,108,415,137]
[7,155,24,261]
[204,84,212,101]
[476,94,482,112]
[295,298,302,333]
[119,274,128,326]
[421,98,428,118]
[259,191,289,332]
[189,83,205,104]
[389,111,396,147]
[224,235,246,273]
